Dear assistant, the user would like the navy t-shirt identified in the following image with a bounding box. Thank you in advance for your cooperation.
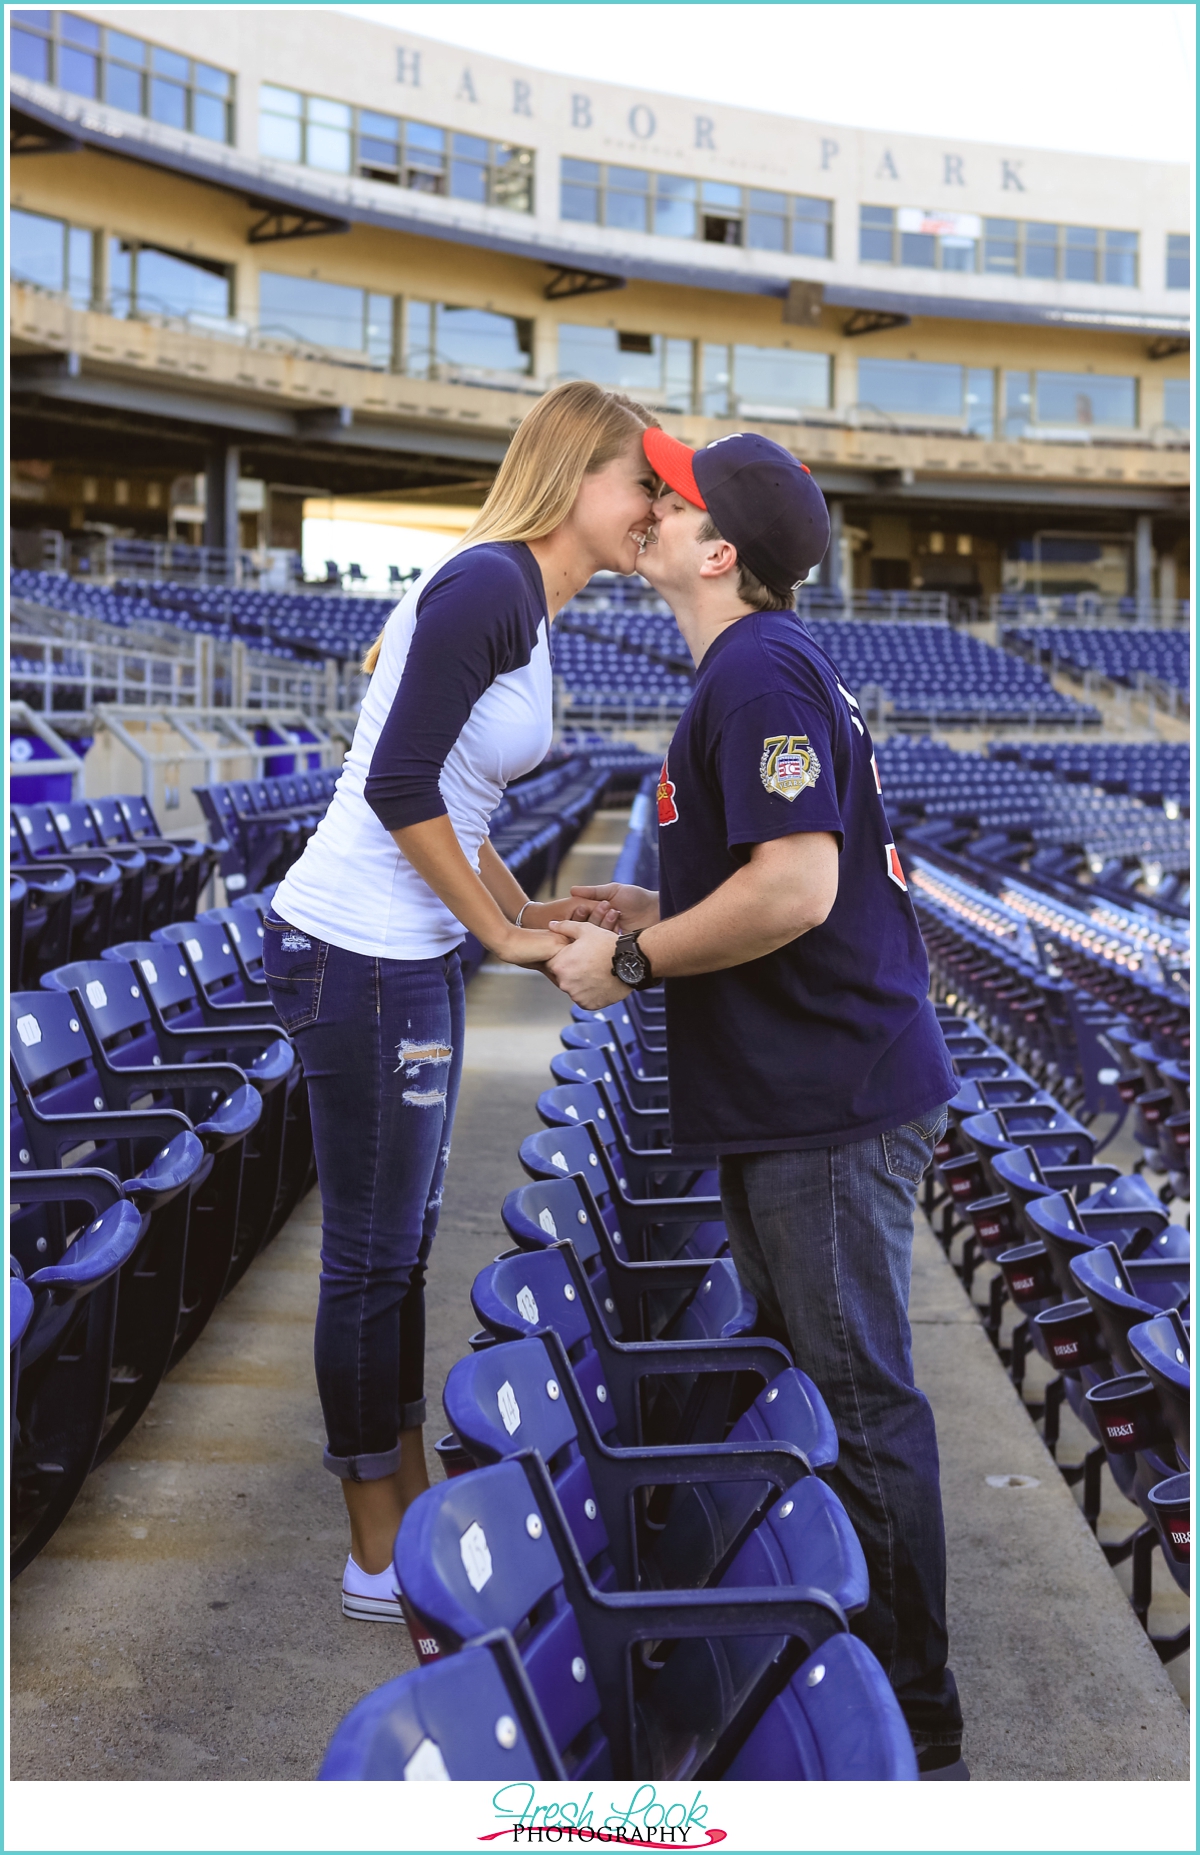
[655,610,955,1157]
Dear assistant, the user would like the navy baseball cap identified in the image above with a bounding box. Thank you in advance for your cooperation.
[644,428,830,594]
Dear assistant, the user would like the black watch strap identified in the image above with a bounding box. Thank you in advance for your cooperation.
[612,930,654,990]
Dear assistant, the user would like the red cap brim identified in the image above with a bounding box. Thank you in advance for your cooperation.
[643,428,706,508]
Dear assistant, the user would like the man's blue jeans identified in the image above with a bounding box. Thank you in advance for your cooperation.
[263,915,465,1482]
[718,1103,963,1752]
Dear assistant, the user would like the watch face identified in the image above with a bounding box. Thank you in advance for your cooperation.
[614,945,646,986]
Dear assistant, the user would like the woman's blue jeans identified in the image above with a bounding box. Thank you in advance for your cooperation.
[263,914,465,1482]
[719,1103,963,1753]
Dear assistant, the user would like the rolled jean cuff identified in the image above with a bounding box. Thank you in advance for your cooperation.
[323,1441,402,1482]
[400,1395,427,1431]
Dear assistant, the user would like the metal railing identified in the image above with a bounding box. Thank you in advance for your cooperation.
[989,593,1190,629]
[10,633,203,712]
[11,601,357,717]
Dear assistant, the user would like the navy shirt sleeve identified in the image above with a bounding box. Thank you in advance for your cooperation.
[716,687,844,851]
[365,548,538,832]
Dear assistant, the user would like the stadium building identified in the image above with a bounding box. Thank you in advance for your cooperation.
[10,6,1190,606]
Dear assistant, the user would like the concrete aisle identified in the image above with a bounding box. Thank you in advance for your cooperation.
[10,806,1191,1780]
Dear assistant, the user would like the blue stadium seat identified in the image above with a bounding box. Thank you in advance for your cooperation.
[470,1241,808,1451]
[41,958,263,1350]
[9,1170,146,1574]
[394,1454,901,1779]
[11,986,210,1463]
[319,1631,567,1780]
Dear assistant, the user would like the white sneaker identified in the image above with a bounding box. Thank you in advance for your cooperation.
[341,1554,405,1623]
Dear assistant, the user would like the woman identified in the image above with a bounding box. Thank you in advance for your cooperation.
[263,381,657,1621]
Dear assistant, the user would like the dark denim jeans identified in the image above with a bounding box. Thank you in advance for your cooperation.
[262,913,464,1482]
[719,1103,963,1752]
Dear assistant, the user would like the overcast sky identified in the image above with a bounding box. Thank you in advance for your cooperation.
[336,3,1194,163]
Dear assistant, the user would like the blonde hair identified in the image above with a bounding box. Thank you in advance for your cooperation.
[362,381,658,672]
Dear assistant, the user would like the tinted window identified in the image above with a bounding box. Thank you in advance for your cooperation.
[858,358,964,417]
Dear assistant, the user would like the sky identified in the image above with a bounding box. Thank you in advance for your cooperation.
[336,2,1195,164]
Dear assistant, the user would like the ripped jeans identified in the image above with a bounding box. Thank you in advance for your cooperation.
[263,914,465,1480]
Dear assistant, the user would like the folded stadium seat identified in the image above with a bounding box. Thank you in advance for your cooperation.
[101,940,303,1261]
[574,998,666,1060]
[10,989,208,1467]
[319,1630,568,1779]
[442,1333,843,1601]
[35,801,149,940]
[10,809,121,962]
[150,919,280,1020]
[467,1257,841,1578]
[1145,1472,1190,1598]
[40,959,263,1356]
[937,1095,1072,1211]
[994,1142,1157,1246]
[503,1169,747,1348]
[193,783,290,896]
[558,1020,670,1111]
[518,1117,725,1273]
[1082,1362,1185,1586]
[89,794,213,922]
[1069,1244,1190,1383]
[195,902,269,992]
[956,1102,1096,1197]
[1024,1189,1186,1301]
[1128,1311,1191,1470]
[536,1079,719,1201]
[470,1241,803,1451]
[9,1170,146,1574]
[395,1457,911,1780]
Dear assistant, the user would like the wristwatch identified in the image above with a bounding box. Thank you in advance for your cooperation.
[611,930,655,991]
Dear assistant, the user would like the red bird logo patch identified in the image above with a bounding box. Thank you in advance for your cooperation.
[657,756,679,826]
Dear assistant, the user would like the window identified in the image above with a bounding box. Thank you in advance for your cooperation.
[1035,371,1136,428]
[654,174,696,240]
[10,206,93,307]
[983,218,1019,275]
[791,196,833,259]
[561,157,601,224]
[965,368,995,438]
[1166,234,1190,290]
[404,302,533,383]
[1162,378,1190,431]
[1004,371,1032,438]
[871,211,1139,284]
[11,14,233,141]
[258,87,535,211]
[731,345,831,418]
[857,358,966,419]
[606,167,650,233]
[560,160,831,254]
[558,324,693,409]
[861,207,981,271]
[1005,369,1138,432]
[702,180,742,246]
[697,343,831,419]
[108,240,231,323]
[258,272,393,361]
[859,205,896,264]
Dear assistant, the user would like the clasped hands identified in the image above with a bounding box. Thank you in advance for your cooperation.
[501,881,659,1010]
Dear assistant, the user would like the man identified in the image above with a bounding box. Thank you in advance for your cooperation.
[548,428,967,1778]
